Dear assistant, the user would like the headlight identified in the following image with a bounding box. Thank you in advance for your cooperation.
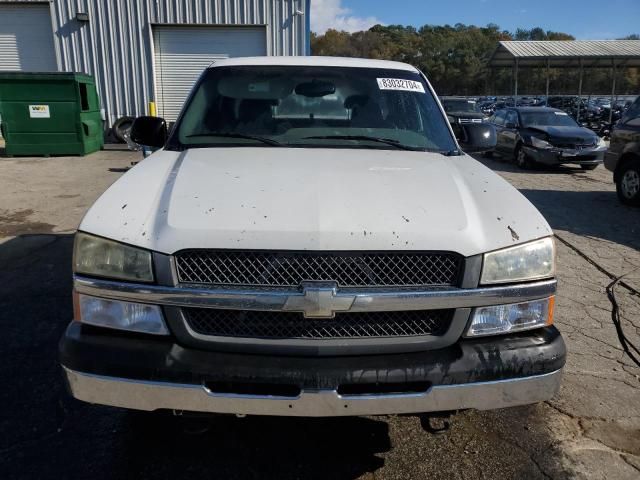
[530,136,553,149]
[481,237,555,285]
[76,294,168,335]
[597,137,607,148]
[466,297,554,337]
[74,232,154,282]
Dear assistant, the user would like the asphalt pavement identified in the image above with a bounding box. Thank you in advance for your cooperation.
[0,150,638,479]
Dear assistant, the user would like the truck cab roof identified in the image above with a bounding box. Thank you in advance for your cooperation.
[207,56,420,72]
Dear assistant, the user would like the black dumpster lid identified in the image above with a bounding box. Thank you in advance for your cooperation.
[0,72,95,82]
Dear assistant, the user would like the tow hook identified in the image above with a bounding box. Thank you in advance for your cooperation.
[419,411,455,434]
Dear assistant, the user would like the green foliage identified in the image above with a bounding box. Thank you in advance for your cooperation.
[311,24,639,95]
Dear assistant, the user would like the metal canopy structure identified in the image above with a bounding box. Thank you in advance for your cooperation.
[488,40,640,122]
[489,40,640,68]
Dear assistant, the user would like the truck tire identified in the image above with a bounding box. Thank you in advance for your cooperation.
[112,116,135,144]
[616,159,640,206]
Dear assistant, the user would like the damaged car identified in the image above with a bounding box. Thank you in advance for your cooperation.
[488,107,607,170]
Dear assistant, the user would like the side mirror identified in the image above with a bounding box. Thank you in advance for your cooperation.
[457,123,497,153]
[130,116,167,148]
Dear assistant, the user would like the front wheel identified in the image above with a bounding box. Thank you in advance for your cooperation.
[515,146,531,170]
[616,160,640,206]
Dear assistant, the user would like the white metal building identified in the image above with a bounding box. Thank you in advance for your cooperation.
[0,0,311,126]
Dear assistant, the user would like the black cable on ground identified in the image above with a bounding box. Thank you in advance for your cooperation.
[555,234,640,368]
[554,234,640,297]
[606,275,640,368]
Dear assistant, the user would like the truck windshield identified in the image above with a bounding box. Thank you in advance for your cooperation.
[171,66,457,152]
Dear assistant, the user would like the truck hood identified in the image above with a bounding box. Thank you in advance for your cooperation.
[80,148,552,256]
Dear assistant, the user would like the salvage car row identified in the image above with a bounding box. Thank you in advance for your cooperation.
[441,95,640,205]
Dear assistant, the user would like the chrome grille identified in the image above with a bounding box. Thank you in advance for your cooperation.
[183,308,453,339]
[174,251,463,287]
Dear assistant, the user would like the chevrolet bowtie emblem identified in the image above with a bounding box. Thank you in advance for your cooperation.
[282,282,356,318]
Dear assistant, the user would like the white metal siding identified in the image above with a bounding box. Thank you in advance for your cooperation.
[153,26,266,121]
[0,4,57,71]
[0,0,309,128]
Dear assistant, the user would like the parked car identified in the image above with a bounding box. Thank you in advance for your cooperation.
[516,97,537,106]
[605,96,640,206]
[59,57,564,422]
[478,100,496,115]
[487,107,607,170]
[546,96,575,111]
[594,98,611,110]
[440,97,487,123]
[440,96,487,141]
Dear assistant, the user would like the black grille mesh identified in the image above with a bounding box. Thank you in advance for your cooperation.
[183,308,453,340]
[175,251,462,287]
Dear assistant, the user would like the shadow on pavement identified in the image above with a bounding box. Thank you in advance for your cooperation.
[0,233,565,480]
[475,155,639,251]
[519,189,640,252]
[0,233,391,480]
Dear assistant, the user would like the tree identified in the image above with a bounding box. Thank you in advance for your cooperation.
[311,23,638,95]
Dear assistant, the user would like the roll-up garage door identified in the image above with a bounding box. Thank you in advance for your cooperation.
[0,4,57,71]
[153,26,267,121]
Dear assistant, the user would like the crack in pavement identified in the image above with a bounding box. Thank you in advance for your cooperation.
[570,371,639,390]
[555,234,640,297]
[620,455,640,473]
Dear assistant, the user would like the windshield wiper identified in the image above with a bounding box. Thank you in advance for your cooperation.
[185,132,284,146]
[301,135,423,151]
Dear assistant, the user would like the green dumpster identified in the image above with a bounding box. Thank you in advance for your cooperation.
[0,72,104,156]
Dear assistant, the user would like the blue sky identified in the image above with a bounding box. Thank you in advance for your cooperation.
[311,0,640,39]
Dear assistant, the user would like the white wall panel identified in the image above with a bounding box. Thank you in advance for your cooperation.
[153,25,266,120]
[0,0,309,128]
[0,4,57,71]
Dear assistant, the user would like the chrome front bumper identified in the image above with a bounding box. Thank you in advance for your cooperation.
[63,367,563,417]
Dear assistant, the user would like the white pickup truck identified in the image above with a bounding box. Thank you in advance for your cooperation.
[60,57,564,420]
